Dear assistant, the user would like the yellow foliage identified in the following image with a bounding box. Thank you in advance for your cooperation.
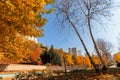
[0,0,54,62]
[84,56,92,67]
[2,36,37,62]
[79,56,85,66]
[0,0,54,37]
[75,56,81,65]
[64,53,74,66]
[74,55,92,67]
[92,54,101,64]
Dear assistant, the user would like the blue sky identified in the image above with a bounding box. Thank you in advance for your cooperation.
[38,1,120,55]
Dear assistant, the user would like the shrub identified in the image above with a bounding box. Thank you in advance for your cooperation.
[117,63,120,67]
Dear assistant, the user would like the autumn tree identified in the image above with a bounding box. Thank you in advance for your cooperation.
[84,56,92,67]
[72,55,92,67]
[92,54,101,65]
[55,0,100,72]
[24,43,46,64]
[64,53,74,66]
[55,0,113,71]
[72,55,77,65]
[3,37,37,63]
[0,0,54,62]
[73,55,92,67]
[96,38,113,66]
[74,56,82,65]
[79,55,85,67]
[31,49,40,64]
[114,52,120,67]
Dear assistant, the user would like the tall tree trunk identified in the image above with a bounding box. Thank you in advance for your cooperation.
[66,14,100,73]
[87,12,107,71]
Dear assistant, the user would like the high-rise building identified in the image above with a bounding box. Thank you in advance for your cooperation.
[77,50,81,55]
[68,47,77,55]
[68,48,72,53]
[68,47,81,56]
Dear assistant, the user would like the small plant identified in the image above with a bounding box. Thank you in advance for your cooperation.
[45,63,52,66]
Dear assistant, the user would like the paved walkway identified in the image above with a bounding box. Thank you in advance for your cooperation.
[0,64,46,72]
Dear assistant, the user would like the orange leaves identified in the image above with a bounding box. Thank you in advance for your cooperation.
[64,53,74,66]
[84,56,92,67]
[41,0,46,6]
[75,56,81,65]
[31,49,40,62]
[0,0,54,37]
[0,35,37,63]
[92,54,101,64]
[0,0,54,62]
[73,55,92,67]
[114,52,120,63]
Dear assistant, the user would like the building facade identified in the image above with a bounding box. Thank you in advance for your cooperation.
[68,47,81,56]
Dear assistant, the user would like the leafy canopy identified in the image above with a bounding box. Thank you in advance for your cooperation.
[0,0,54,62]
[0,0,54,37]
